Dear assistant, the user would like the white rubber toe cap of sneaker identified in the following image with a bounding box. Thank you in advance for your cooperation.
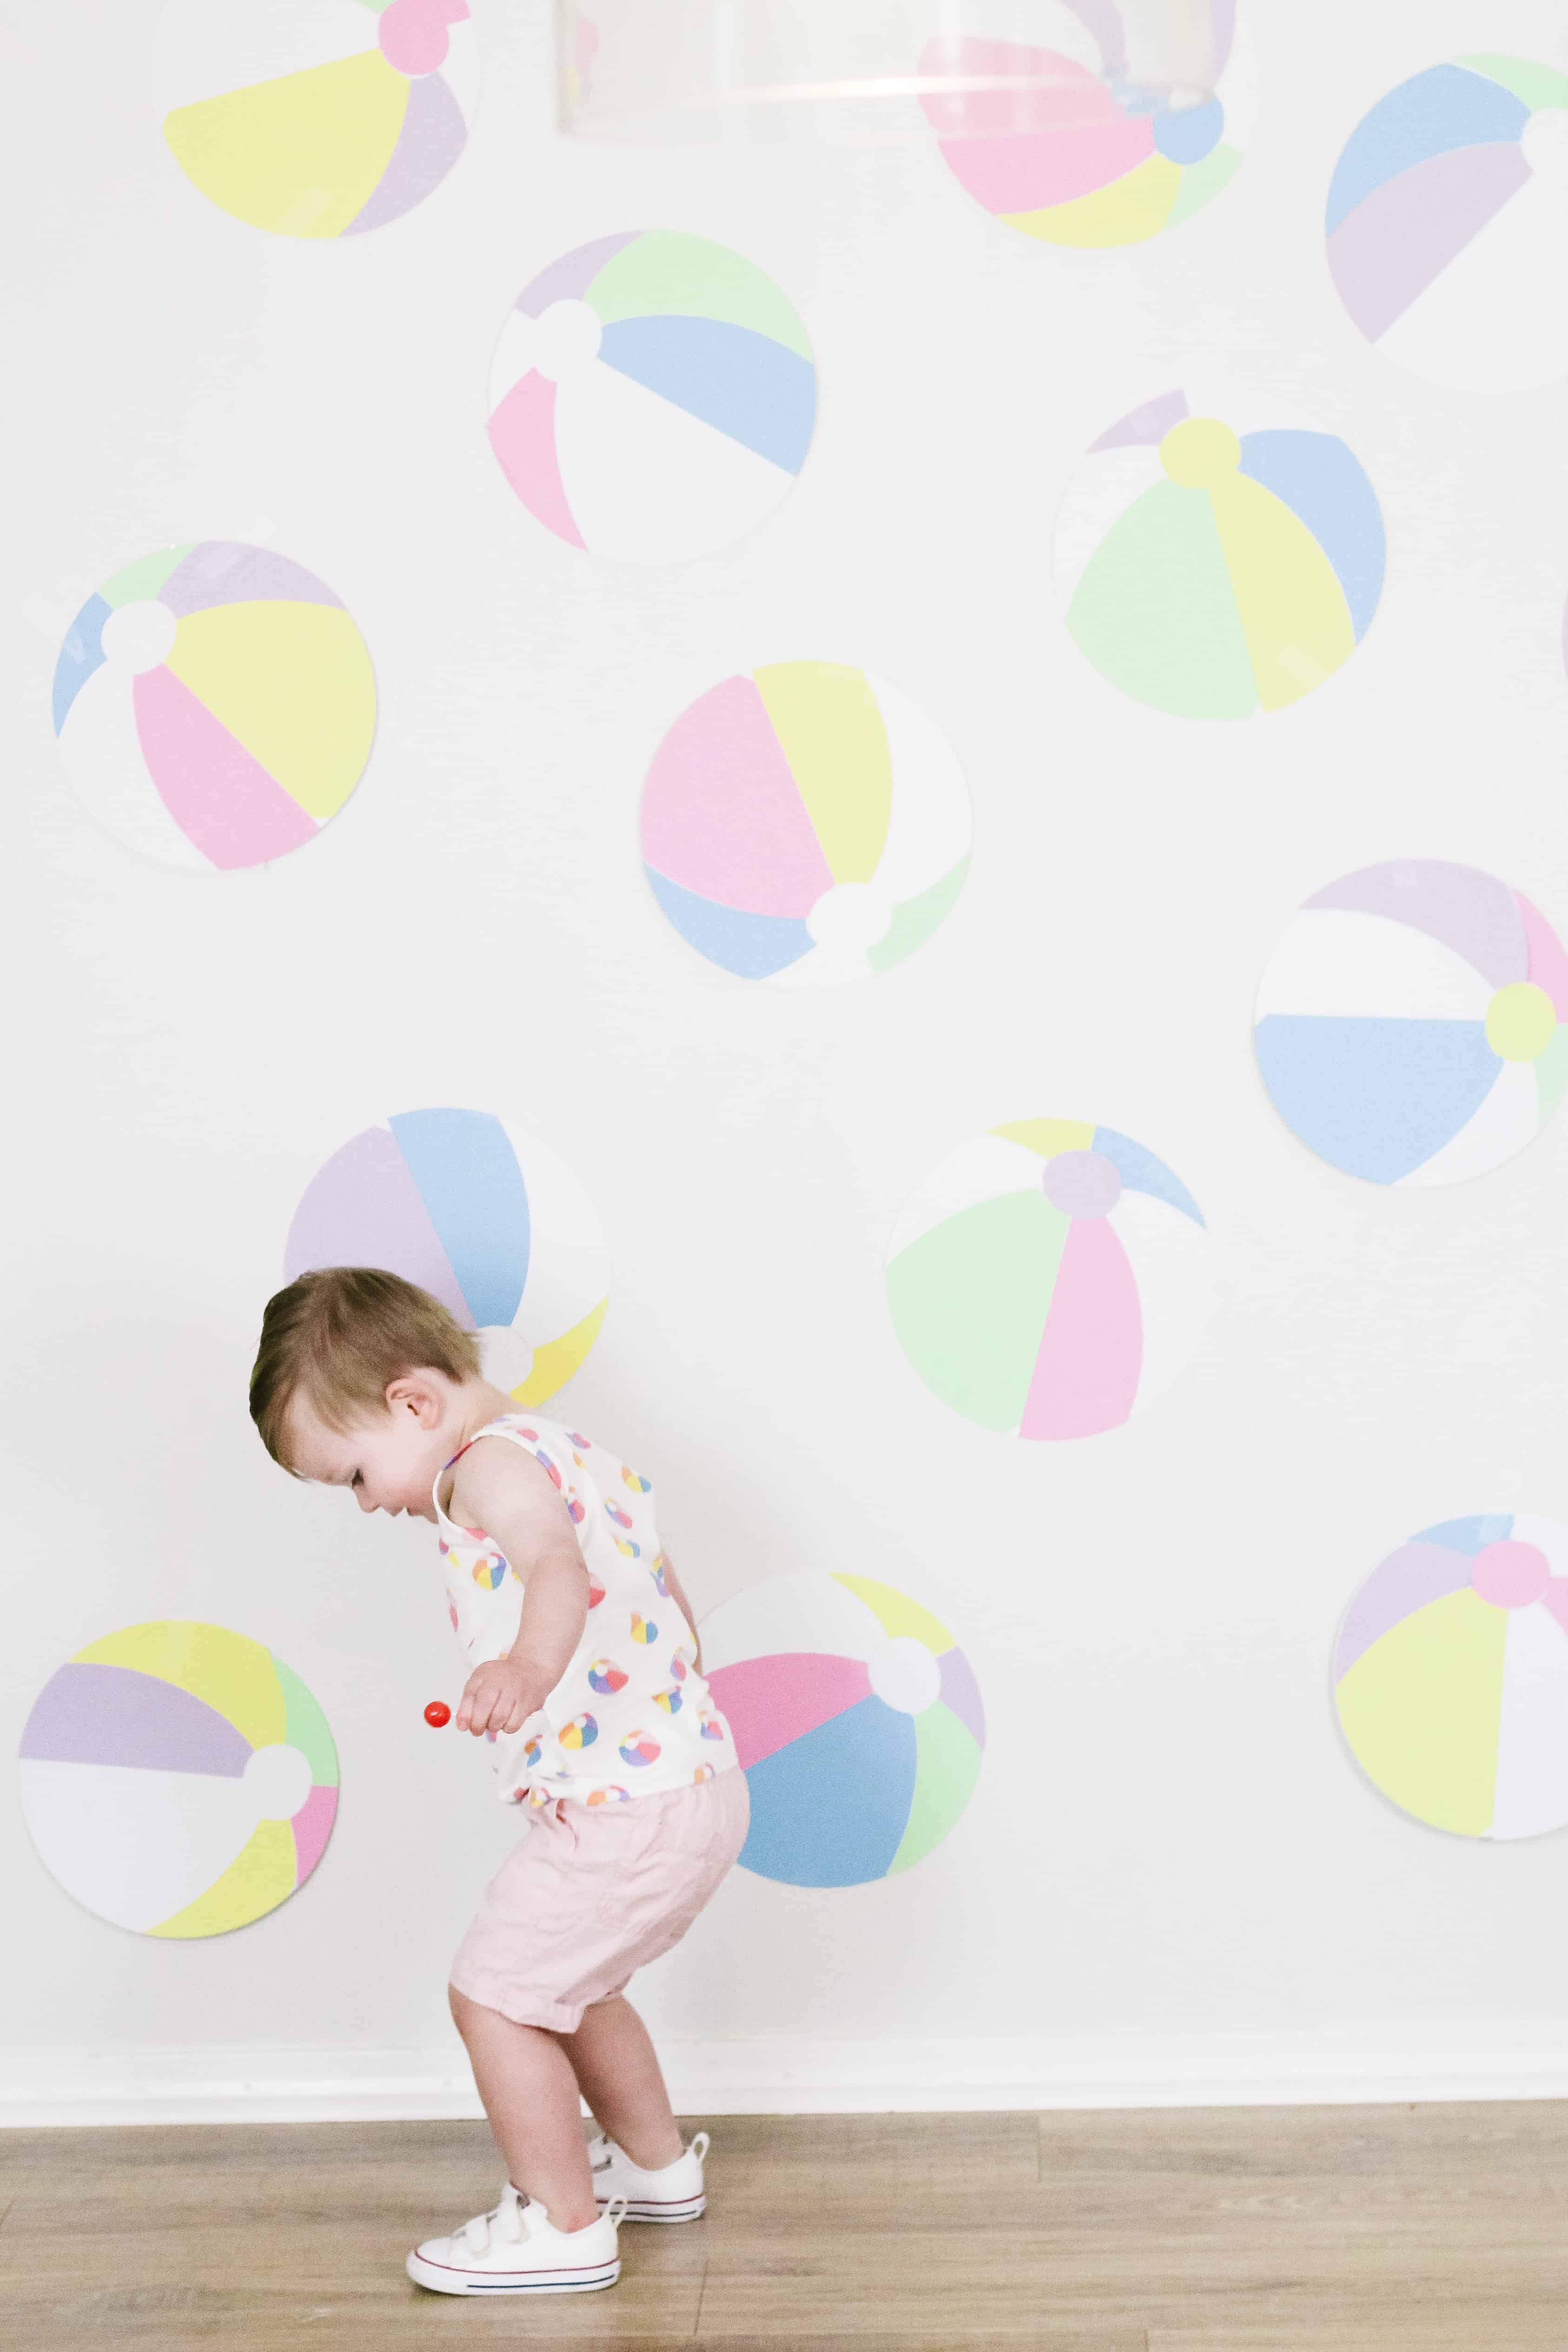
[406,2189,622,2293]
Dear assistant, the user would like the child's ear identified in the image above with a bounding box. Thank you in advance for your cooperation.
[386,1371,443,1427]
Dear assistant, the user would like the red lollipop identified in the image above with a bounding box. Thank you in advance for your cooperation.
[424,1701,452,1728]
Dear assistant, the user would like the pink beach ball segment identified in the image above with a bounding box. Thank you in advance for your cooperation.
[640,662,971,986]
[18,1621,339,1937]
[51,542,376,871]
[885,1119,1211,1439]
[487,231,817,564]
[701,1572,985,1888]
[919,2,1251,248]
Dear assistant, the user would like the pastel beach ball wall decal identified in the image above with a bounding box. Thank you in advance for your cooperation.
[702,1572,984,1887]
[1335,1517,1568,1839]
[640,663,971,985]
[18,1623,338,1936]
[1055,391,1385,718]
[51,542,376,871]
[1326,57,1568,392]
[286,1108,608,1403]
[886,1121,1209,1440]
[486,231,817,564]
[918,4,1252,248]
[153,0,478,238]
[1254,861,1568,1188]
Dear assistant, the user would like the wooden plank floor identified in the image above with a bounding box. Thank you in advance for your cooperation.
[4,2104,1568,2350]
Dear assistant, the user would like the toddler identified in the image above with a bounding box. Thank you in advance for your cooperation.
[249,1266,749,2297]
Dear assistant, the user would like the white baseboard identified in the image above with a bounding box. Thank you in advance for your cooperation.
[5,2036,1568,2127]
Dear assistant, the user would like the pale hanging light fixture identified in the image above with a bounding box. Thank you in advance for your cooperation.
[557,0,1230,146]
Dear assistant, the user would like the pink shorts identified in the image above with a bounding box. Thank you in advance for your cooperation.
[449,1768,750,2032]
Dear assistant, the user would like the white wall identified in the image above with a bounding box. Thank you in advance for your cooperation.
[7,0,1568,2125]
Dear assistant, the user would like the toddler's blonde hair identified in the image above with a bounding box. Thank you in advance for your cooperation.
[250,1266,481,1472]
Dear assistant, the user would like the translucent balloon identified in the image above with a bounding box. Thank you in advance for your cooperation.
[557,0,1231,147]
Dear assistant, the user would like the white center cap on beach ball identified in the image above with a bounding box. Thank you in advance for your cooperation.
[806,882,895,953]
[532,299,604,382]
[867,1635,941,1715]
[243,1742,313,1822]
[478,1325,536,1394]
[1521,107,1568,180]
[101,599,177,673]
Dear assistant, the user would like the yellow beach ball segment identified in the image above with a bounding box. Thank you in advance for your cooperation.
[18,1623,338,1937]
[286,1108,609,1407]
[1335,1520,1568,1840]
[1056,388,1387,719]
[154,0,478,239]
[52,541,376,871]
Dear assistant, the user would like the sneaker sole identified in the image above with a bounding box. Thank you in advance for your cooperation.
[596,2193,705,2224]
[406,2252,620,2295]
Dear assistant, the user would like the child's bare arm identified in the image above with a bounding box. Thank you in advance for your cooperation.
[448,1446,589,1736]
[656,1549,704,1674]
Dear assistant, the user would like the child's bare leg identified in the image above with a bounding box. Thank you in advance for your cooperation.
[448,1987,598,2229]
[561,1994,684,2170]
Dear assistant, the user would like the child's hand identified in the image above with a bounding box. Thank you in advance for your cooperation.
[457,1655,541,1737]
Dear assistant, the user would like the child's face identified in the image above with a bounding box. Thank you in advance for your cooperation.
[285,1379,455,1523]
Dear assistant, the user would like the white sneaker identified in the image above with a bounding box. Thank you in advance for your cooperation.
[406,2184,625,2294]
[589,2129,710,2222]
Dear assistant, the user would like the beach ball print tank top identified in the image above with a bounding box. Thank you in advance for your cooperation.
[433,1412,737,1807]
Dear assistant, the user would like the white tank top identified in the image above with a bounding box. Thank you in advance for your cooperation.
[432,1410,738,1807]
